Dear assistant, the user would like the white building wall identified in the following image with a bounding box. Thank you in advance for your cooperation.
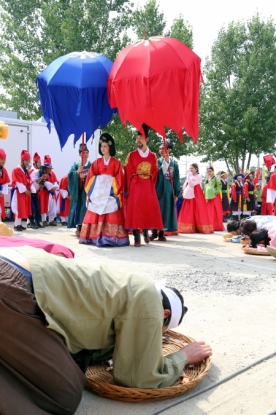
[0,117,100,180]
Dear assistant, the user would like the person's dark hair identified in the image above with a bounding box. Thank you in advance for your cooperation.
[241,220,257,236]
[78,143,89,154]
[227,220,240,233]
[249,229,270,248]
[190,163,198,172]
[207,166,214,171]
[99,132,116,157]
[161,287,188,327]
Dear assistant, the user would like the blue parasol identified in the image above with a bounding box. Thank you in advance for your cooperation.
[37,51,116,150]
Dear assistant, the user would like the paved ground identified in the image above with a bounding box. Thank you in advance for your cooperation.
[8,222,276,415]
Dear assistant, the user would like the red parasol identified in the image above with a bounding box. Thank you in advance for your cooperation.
[107,35,202,143]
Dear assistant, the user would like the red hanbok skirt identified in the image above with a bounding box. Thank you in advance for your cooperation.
[261,201,272,215]
[178,185,214,234]
[79,209,129,247]
[206,194,224,231]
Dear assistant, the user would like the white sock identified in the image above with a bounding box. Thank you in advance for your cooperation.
[15,217,22,226]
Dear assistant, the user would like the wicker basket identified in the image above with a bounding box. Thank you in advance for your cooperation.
[243,247,271,256]
[267,246,276,258]
[85,331,211,403]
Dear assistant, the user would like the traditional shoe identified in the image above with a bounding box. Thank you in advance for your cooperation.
[158,236,167,242]
[42,221,49,226]
[144,236,150,244]
[14,225,23,231]
[19,225,26,230]
[36,222,45,228]
[75,224,82,237]
[48,221,57,226]
[134,242,141,247]
[149,235,155,241]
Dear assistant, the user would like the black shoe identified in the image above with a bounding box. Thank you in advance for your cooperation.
[150,230,158,241]
[27,223,31,228]
[133,229,141,245]
[75,224,82,237]
[14,225,23,231]
[62,222,67,226]
[48,221,57,226]
[142,230,150,244]
[30,221,39,229]
[36,221,45,228]
[19,225,26,230]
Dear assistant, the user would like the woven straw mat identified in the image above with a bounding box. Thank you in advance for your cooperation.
[267,246,276,258]
[243,247,271,256]
[85,330,211,402]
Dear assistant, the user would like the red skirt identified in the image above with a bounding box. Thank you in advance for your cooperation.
[261,201,272,215]
[206,194,224,231]
[178,185,214,234]
[79,209,129,247]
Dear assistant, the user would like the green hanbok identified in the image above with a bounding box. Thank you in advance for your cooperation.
[155,158,180,231]
[67,160,91,228]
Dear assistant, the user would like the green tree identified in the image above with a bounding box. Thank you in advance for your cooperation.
[166,14,193,49]
[0,0,195,161]
[197,15,276,174]
[131,0,166,38]
[0,0,133,119]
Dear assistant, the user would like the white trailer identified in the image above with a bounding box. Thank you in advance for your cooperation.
[0,114,100,207]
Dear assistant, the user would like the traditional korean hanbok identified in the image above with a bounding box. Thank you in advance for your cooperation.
[243,177,256,215]
[59,175,70,224]
[155,157,180,232]
[79,157,129,247]
[261,185,272,215]
[204,175,224,231]
[220,176,230,215]
[0,164,10,220]
[178,172,213,234]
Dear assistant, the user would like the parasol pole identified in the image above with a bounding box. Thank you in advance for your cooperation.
[163,136,174,193]
[81,132,85,166]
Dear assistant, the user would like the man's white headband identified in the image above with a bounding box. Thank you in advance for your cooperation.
[155,279,183,330]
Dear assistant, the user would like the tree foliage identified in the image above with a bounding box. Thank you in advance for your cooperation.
[197,15,276,174]
[0,0,132,119]
[0,0,194,161]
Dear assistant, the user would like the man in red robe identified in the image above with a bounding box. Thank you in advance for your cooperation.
[59,175,70,226]
[267,165,276,215]
[0,149,10,221]
[11,150,32,231]
[38,155,59,226]
[124,124,164,247]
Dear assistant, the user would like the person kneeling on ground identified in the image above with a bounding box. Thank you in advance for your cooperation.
[224,219,257,243]
[0,247,212,415]
[248,229,270,248]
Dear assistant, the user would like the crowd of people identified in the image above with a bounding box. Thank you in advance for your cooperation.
[1,126,276,248]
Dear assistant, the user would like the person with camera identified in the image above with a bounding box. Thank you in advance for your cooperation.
[27,152,46,229]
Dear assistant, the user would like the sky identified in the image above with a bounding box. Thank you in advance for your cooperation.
[133,0,276,65]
